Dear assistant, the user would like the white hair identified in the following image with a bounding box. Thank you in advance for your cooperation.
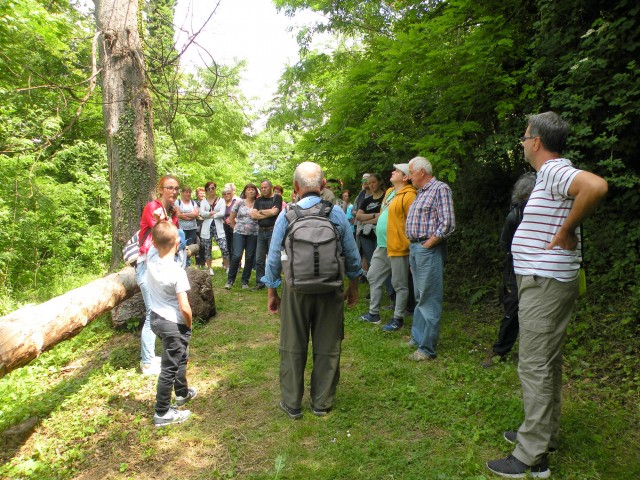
[294,162,324,190]
[408,156,433,176]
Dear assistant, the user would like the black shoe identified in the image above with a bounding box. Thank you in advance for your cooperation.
[504,431,557,453]
[486,454,550,478]
[360,312,381,324]
[311,404,331,417]
[251,284,265,291]
[279,400,302,419]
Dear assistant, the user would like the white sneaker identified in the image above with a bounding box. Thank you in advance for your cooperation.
[140,361,161,376]
[153,408,191,427]
[174,387,198,407]
[209,268,214,276]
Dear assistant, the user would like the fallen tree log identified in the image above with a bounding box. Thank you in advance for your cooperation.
[0,267,139,379]
[111,268,216,329]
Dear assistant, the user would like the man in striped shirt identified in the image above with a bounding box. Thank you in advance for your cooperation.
[405,156,455,361]
[487,112,608,479]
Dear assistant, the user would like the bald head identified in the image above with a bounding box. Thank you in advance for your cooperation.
[294,162,325,194]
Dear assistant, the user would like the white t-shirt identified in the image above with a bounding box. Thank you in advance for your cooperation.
[146,247,191,324]
[512,158,581,281]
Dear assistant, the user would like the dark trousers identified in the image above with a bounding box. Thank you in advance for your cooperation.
[223,222,234,263]
[492,270,519,356]
[227,233,257,285]
[279,285,344,410]
[151,313,192,415]
[255,228,273,286]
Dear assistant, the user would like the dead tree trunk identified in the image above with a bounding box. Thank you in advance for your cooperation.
[94,0,157,271]
[0,268,138,378]
[0,266,216,379]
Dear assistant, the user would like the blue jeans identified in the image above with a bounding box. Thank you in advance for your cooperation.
[255,228,273,286]
[151,313,192,415]
[409,242,446,358]
[135,261,156,365]
[227,233,257,285]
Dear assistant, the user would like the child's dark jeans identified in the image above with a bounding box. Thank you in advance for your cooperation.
[151,312,192,415]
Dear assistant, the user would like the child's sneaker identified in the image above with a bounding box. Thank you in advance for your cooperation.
[154,408,191,427]
[174,387,198,407]
[224,282,232,289]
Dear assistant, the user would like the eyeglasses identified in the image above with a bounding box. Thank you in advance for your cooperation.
[519,136,538,143]
[206,187,216,191]
[162,186,180,192]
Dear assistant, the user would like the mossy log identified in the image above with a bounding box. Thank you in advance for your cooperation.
[0,267,139,378]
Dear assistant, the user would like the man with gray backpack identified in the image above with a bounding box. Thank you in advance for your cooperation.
[262,162,362,419]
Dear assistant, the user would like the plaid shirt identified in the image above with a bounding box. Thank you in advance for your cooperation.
[405,177,455,241]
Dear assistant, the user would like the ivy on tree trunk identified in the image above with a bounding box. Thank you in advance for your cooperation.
[94,0,157,270]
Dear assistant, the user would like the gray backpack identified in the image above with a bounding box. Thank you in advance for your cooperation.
[281,200,345,293]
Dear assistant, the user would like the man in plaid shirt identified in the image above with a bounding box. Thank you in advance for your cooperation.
[405,156,455,361]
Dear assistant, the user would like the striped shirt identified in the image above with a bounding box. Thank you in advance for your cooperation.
[405,177,455,241]
[512,158,581,281]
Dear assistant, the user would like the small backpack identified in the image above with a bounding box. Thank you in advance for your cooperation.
[281,200,344,293]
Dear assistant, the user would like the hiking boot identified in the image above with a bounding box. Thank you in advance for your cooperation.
[486,454,550,478]
[140,361,161,376]
[360,312,381,324]
[242,284,249,290]
[382,318,403,332]
[251,284,265,291]
[224,282,232,290]
[279,400,302,420]
[504,431,556,453]
[154,408,191,427]
[174,387,198,407]
[408,349,433,362]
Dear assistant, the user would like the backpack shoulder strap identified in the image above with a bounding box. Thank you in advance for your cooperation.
[318,200,334,218]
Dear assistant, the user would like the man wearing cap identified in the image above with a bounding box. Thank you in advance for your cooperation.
[406,156,455,361]
[360,164,416,331]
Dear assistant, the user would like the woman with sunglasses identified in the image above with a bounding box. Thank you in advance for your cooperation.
[136,175,180,376]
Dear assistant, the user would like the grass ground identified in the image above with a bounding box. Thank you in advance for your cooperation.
[0,265,638,479]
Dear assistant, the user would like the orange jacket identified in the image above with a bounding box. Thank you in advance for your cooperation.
[386,184,417,256]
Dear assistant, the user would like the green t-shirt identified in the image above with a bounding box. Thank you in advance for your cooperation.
[375,190,396,248]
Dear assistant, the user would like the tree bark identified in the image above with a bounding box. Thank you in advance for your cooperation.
[94,0,157,271]
[0,268,138,379]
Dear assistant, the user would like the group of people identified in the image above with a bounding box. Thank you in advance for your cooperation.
[172,180,285,291]
[130,111,608,479]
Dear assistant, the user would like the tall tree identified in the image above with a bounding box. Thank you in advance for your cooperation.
[94,0,157,270]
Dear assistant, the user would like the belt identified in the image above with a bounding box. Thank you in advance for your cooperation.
[409,236,429,244]
[259,226,275,232]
